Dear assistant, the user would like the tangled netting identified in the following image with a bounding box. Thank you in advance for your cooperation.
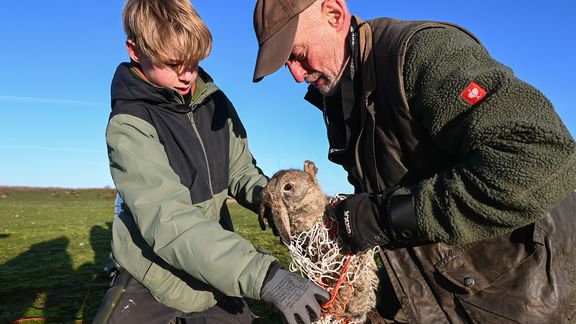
[286,208,380,324]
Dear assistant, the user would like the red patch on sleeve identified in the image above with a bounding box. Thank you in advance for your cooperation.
[460,82,487,106]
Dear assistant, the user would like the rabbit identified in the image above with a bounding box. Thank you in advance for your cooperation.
[259,160,380,323]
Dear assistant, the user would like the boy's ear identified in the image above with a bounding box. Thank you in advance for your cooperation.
[126,39,141,63]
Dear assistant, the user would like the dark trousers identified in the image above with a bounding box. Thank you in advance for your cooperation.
[94,270,257,324]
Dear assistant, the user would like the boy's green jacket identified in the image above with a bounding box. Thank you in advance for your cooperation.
[106,63,276,312]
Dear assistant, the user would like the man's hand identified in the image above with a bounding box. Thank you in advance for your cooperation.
[335,193,392,253]
[261,263,329,324]
[335,192,422,253]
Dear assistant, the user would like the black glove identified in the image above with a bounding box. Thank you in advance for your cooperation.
[260,263,329,324]
[335,192,420,253]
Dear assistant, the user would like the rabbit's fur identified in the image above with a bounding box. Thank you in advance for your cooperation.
[259,160,380,323]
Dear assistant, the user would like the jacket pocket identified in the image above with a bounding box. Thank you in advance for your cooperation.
[434,208,576,323]
[142,261,218,312]
[434,223,541,295]
[434,223,548,323]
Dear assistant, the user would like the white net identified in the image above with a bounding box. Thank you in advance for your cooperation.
[286,209,379,324]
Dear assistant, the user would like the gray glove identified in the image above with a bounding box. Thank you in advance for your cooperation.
[261,263,329,324]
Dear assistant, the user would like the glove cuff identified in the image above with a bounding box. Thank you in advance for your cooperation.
[388,193,423,245]
[261,261,283,293]
[337,193,391,252]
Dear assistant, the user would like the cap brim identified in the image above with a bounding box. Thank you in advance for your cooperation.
[252,16,299,83]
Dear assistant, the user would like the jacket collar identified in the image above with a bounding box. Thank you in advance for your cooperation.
[304,16,376,109]
[111,62,219,114]
[355,16,377,101]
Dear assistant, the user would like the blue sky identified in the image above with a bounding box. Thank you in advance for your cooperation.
[0,1,574,195]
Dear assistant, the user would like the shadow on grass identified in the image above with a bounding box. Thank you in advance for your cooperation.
[1,219,282,323]
[0,223,112,323]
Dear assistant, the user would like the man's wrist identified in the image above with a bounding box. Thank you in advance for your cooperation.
[337,190,426,251]
[388,193,421,243]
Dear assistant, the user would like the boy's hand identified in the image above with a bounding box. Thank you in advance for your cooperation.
[261,264,329,324]
[258,203,280,237]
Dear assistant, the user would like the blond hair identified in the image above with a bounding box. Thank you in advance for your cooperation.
[123,0,212,66]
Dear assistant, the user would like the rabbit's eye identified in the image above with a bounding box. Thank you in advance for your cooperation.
[283,183,293,191]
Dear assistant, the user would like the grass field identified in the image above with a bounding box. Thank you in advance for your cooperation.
[0,187,289,323]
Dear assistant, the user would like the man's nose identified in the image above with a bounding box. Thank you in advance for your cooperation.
[286,61,306,83]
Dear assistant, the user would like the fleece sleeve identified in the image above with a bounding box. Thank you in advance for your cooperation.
[402,27,576,244]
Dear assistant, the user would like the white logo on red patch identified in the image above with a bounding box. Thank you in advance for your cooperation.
[460,82,487,106]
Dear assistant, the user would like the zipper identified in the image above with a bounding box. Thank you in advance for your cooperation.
[185,79,221,214]
[186,111,217,213]
[322,96,336,153]
[355,97,381,193]
[175,91,185,105]
[367,99,381,192]
[354,126,367,192]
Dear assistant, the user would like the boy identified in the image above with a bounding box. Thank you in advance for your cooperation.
[93,0,328,323]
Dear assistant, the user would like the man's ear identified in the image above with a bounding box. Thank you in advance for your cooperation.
[126,39,141,63]
[321,0,347,32]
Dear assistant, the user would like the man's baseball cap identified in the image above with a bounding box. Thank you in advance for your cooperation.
[252,0,317,82]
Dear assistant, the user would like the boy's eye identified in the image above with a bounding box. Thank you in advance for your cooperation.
[161,61,199,73]
[160,60,183,69]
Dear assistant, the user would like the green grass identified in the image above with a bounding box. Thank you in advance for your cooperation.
[0,187,288,323]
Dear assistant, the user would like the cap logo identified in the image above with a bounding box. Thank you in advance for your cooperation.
[460,82,486,106]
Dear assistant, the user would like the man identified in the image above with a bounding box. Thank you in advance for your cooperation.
[252,0,576,322]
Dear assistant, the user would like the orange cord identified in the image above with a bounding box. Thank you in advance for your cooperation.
[319,254,353,321]
[323,216,339,240]
[320,208,352,324]
[317,205,357,322]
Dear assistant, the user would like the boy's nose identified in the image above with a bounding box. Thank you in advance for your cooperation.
[179,66,197,82]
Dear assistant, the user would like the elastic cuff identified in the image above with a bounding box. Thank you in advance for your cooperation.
[262,261,284,287]
[388,194,421,243]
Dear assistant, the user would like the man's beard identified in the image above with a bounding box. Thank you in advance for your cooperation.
[306,56,349,96]
[306,72,343,96]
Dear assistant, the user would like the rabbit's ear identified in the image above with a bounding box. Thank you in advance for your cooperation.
[304,160,318,178]
[273,205,292,245]
[258,184,290,242]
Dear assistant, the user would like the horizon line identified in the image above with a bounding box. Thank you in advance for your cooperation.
[0,95,106,107]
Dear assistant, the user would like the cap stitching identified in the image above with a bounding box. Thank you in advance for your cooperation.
[278,0,294,17]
